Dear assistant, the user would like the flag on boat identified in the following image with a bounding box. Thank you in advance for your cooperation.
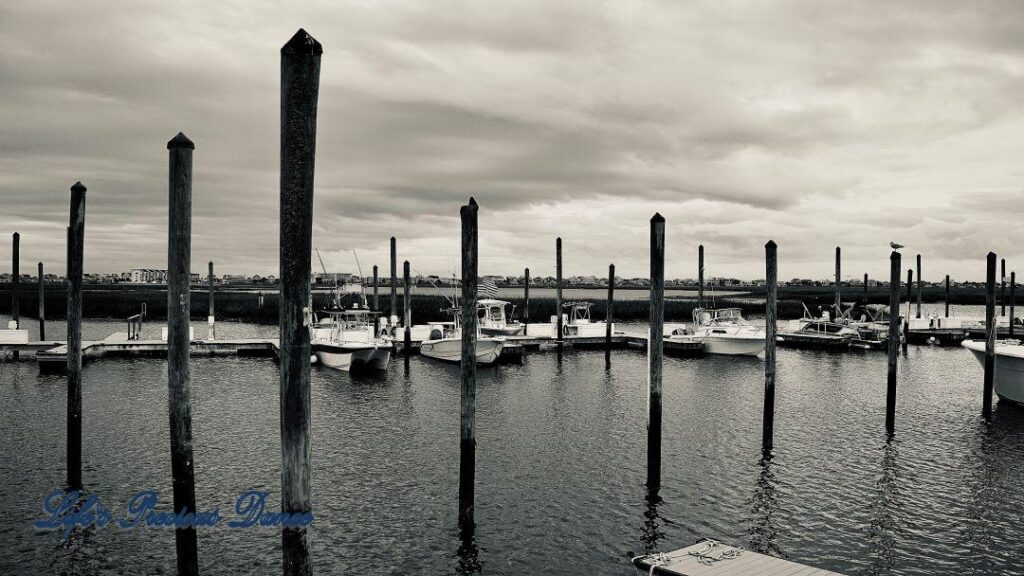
[479,278,499,298]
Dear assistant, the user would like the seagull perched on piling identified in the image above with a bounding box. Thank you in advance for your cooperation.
[890,242,904,251]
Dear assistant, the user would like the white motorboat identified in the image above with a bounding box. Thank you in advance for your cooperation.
[962,339,1024,405]
[478,299,525,336]
[310,307,391,372]
[688,307,765,356]
[778,312,859,350]
[561,302,611,337]
[420,318,505,366]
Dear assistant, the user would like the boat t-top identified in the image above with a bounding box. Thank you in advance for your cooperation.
[559,302,609,337]
[310,306,391,372]
[478,299,524,336]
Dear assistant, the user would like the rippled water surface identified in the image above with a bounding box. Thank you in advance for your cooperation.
[1,315,1022,575]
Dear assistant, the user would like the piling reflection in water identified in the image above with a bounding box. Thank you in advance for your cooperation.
[455,519,483,574]
[748,454,783,558]
[640,487,666,555]
[867,436,901,576]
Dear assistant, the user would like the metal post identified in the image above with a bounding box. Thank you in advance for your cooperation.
[67,183,86,489]
[647,214,665,489]
[763,241,777,453]
[984,252,996,418]
[279,28,320,576]
[459,198,478,526]
[886,251,901,433]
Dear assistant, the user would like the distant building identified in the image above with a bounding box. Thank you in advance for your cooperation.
[129,268,167,284]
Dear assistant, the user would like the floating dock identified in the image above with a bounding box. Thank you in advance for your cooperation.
[634,540,845,576]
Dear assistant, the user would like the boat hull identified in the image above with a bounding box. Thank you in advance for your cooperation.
[700,335,765,356]
[480,325,524,336]
[962,340,1024,405]
[313,343,391,372]
[777,333,853,350]
[420,338,504,365]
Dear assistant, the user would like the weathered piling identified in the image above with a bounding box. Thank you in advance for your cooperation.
[11,233,19,330]
[915,254,922,319]
[372,264,379,311]
[904,269,912,351]
[763,241,777,453]
[279,28,320,576]
[698,244,705,308]
[886,251,901,433]
[863,273,868,303]
[166,132,199,576]
[647,214,665,489]
[207,260,216,340]
[605,263,615,365]
[1011,271,1017,337]
[523,267,530,331]
[1001,258,1006,317]
[403,260,411,356]
[984,252,996,419]
[556,237,563,349]
[459,198,479,526]
[834,246,841,317]
[37,262,45,340]
[390,236,397,325]
[67,182,86,490]
[945,274,951,318]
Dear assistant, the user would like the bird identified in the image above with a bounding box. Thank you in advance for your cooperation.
[889,242,904,250]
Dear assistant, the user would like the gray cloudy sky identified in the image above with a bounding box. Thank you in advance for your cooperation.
[2,1,1023,282]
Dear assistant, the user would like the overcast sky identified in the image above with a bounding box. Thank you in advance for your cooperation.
[2,1,1023,282]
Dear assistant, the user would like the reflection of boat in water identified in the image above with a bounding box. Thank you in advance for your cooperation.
[310,307,390,372]
[420,310,505,366]
[684,307,765,356]
[477,299,524,336]
[962,339,1024,405]
[778,306,858,350]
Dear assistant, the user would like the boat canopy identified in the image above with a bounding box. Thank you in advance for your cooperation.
[693,307,748,325]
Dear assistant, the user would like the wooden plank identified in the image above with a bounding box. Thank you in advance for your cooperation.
[635,542,847,576]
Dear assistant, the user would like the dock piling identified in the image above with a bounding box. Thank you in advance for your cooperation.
[984,252,996,419]
[763,241,777,453]
[523,267,530,332]
[390,237,397,329]
[208,261,216,340]
[279,28,321,576]
[647,214,665,489]
[904,269,912,351]
[606,263,614,367]
[403,260,411,357]
[916,254,922,319]
[37,262,45,340]
[459,198,479,526]
[556,238,563,351]
[886,251,901,433]
[863,273,868,303]
[67,182,86,490]
[945,274,951,318]
[11,233,19,331]
[1011,271,1016,337]
[834,246,841,318]
[372,264,379,311]
[166,132,199,576]
[1001,258,1006,317]
[698,244,704,308]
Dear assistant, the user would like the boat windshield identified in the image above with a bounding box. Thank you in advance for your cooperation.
[693,308,748,326]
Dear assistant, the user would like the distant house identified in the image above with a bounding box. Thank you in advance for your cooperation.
[222,274,252,285]
[129,268,167,284]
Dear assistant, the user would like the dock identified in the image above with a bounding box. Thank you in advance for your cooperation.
[634,540,845,576]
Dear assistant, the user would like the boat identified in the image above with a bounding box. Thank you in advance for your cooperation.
[837,303,895,350]
[686,307,765,356]
[419,311,505,366]
[962,339,1024,405]
[777,305,858,350]
[560,302,611,337]
[477,299,524,336]
[310,307,391,372]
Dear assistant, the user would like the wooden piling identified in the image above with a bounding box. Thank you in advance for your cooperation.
[403,260,411,356]
[863,273,868,303]
[67,182,86,490]
[390,236,397,324]
[556,237,563,349]
[763,241,777,453]
[1011,271,1016,337]
[984,252,996,419]
[208,260,216,340]
[904,268,912,350]
[834,246,841,316]
[605,263,615,365]
[698,244,704,308]
[916,254,922,319]
[647,214,665,489]
[459,198,478,526]
[279,28,320,576]
[166,132,199,576]
[37,262,45,340]
[945,274,951,318]
[886,251,901,433]
[11,233,19,330]
[372,264,379,311]
[523,267,530,332]
[1001,258,1006,317]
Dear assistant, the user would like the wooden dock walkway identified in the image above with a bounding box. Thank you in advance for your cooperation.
[634,540,845,576]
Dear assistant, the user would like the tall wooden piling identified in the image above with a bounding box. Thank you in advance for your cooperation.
[605,263,615,365]
[945,274,951,318]
[166,132,199,576]
[647,214,665,489]
[915,254,922,319]
[372,264,379,311]
[763,241,777,453]
[37,262,45,340]
[863,273,868,303]
[834,246,841,316]
[208,261,216,340]
[1011,272,1016,337]
[67,181,86,490]
[523,267,530,332]
[390,236,397,324]
[886,251,901,433]
[556,238,563,349]
[403,260,411,356]
[904,268,912,350]
[459,198,479,526]
[698,244,704,308]
[984,252,996,419]
[279,28,320,576]
[1001,258,1006,317]
[11,233,19,330]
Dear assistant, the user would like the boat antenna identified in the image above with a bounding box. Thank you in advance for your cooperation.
[314,247,340,309]
[411,266,457,308]
[351,249,368,307]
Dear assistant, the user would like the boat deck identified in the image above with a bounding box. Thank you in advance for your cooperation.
[634,541,845,576]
